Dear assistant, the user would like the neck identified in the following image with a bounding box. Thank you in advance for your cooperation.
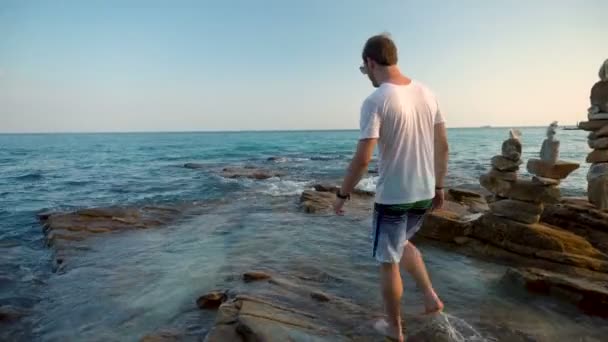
[376,66,411,86]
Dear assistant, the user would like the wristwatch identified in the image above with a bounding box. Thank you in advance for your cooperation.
[336,190,350,200]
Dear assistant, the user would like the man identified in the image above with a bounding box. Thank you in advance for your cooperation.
[333,34,448,342]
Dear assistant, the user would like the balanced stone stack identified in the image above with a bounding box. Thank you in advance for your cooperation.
[480,130,545,224]
[579,59,608,210]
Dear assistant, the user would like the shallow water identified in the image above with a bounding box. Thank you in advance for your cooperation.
[1,129,605,341]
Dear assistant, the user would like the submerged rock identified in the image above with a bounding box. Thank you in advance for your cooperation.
[221,167,285,180]
[504,267,608,318]
[184,163,206,169]
[197,291,228,309]
[243,271,272,283]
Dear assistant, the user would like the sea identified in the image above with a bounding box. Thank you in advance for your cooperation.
[1,128,606,341]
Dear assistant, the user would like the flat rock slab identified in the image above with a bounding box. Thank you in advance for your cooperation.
[418,209,473,242]
[39,204,196,267]
[587,149,608,163]
[504,267,608,317]
[488,168,517,182]
[579,120,608,132]
[480,175,560,203]
[489,200,543,224]
[588,137,608,150]
[472,214,607,271]
[221,167,285,180]
[526,159,580,179]
[447,188,489,213]
[542,198,608,253]
[532,176,560,186]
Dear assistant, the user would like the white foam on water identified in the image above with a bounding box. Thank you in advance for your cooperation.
[356,176,378,193]
[432,312,497,342]
[257,178,312,196]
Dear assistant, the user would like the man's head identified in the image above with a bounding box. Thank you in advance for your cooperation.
[360,34,398,87]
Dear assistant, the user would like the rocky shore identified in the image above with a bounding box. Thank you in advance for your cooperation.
[21,154,606,341]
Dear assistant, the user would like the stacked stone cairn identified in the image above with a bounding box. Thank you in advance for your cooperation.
[480,129,573,224]
[579,58,608,210]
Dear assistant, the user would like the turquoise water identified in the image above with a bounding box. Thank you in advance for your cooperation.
[1,128,604,341]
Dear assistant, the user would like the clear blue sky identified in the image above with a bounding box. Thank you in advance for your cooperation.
[0,0,606,133]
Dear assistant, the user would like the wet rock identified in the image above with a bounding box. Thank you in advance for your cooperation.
[39,205,193,265]
[579,120,608,131]
[221,167,284,180]
[184,163,206,169]
[0,305,28,322]
[504,267,608,317]
[586,149,608,163]
[419,209,473,242]
[491,155,522,172]
[300,190,335,214]
[501,138,522,161]
[310,291,331,302]
[267,157,288,162]
[197,291,227,309]
[526,159,580,179]
[472,214,606,271]
[243,271,272,283]
[140,330,184,342]
[589,137,608,149]
[532,176,560,186]
[489,200,543,224]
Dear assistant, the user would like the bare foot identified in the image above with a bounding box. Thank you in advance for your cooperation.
[423,290,444,315]
[373,319,404,342]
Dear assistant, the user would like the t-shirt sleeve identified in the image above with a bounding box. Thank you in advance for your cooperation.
[359,99,380,140]
[434,106,446,125]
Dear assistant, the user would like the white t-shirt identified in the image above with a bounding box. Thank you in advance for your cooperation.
[359,80,445,204]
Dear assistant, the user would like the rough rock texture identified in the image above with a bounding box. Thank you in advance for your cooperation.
[203,272,482,342]
[526,159,580,179]
[491,155,522,172]
[0,305,28,323]
[243,271,272,283]
[418,209,474,242]
[140,330,188,342]
[472,214,607,271]
[447,188,489,213]
[221,167,285,180]
[501,138,522,161]
[532,176,560,186]
[488,168,517,182]
[589,137,608,149]
[589,125,608,140]
[586,149,608,163]
[197,291,228,309]
[480,176,560,203]
[38,205,193,267]
[579,120,608,132]
[542,198,608,253]
[588,176,608,211]
[489,200,543,224]
[590,80,608,113]
[504,267,608,317]
[300,190,335,214]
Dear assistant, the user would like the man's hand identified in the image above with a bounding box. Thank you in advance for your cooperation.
[432,189,445,211]
[333,197,347,216]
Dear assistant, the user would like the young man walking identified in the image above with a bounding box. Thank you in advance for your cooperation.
[333,34,448,341]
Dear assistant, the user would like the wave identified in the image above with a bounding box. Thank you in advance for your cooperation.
[14,173,43,181]
[257,179,312,196]
[356,176,378,193]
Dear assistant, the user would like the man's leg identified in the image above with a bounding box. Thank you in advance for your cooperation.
[400,242,444,313]
[380,262,404,341]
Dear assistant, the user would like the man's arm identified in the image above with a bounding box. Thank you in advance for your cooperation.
[433,123,449,209]
[434,123,449,187]
[339,138,377,196]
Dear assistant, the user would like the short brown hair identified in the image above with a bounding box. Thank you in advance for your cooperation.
[362,34,398,66]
